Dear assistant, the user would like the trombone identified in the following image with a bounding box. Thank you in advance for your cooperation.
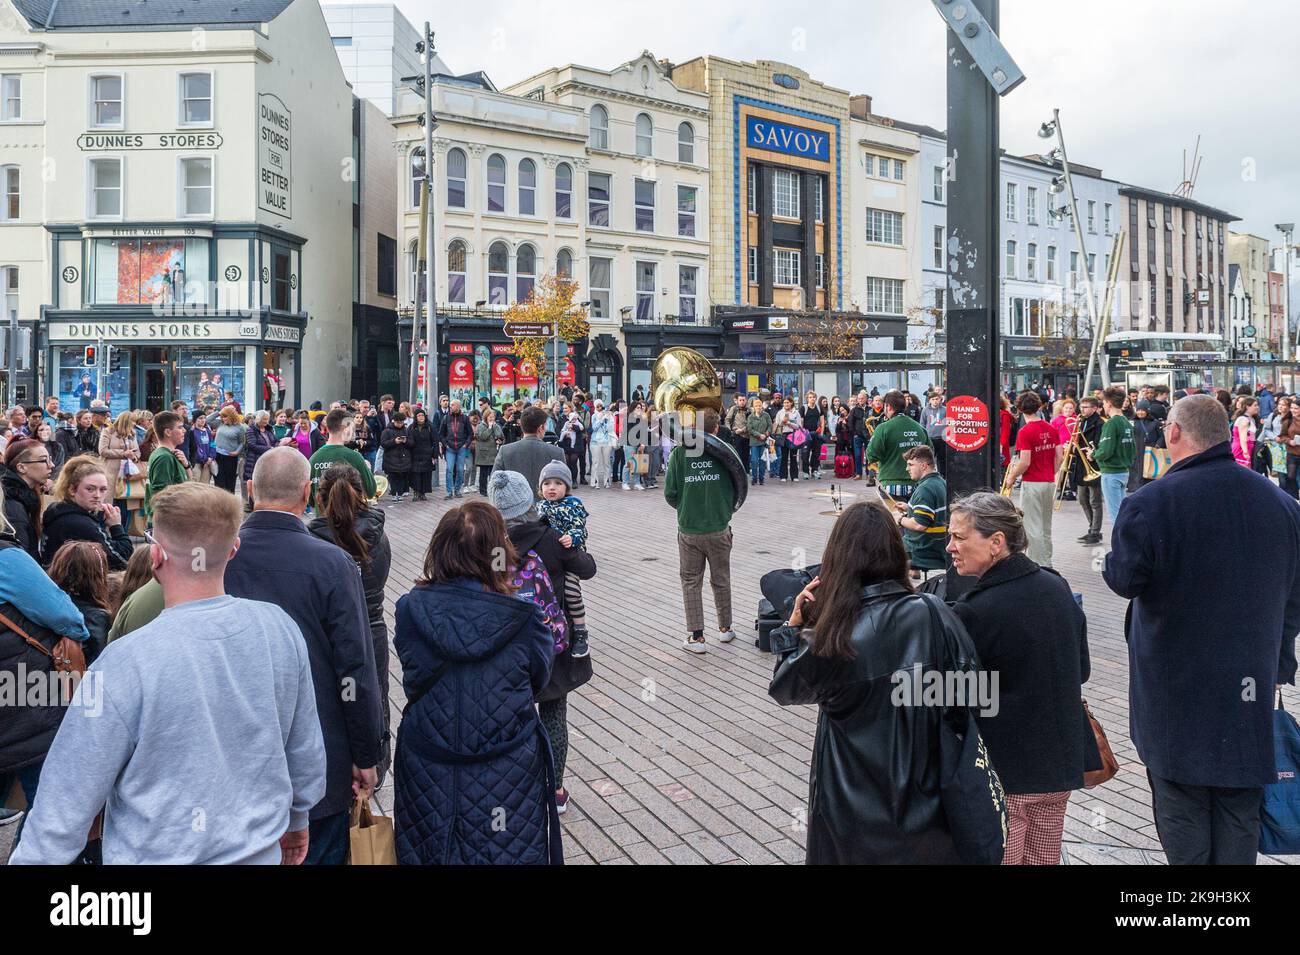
[1000,461,1016,497]
[1054,419,1101,510]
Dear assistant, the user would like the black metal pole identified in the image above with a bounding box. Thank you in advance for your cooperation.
[945,0,1001,496]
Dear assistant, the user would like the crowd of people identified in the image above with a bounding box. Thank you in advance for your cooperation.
[1,374,1296,867]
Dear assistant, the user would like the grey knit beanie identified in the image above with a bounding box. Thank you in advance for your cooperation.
[488,469,534,519]
[538,460,572,495]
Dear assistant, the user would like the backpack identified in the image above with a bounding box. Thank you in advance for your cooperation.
[511,551,568,653]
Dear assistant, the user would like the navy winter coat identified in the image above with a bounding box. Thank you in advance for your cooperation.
[1104,441,1300,788]
[243,424,276,482]
[393,578,559,865]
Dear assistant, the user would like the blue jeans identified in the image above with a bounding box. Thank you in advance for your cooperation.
[1100,472,1127,525]
[852,435,865,476]
[304,809,350,865]
[769,444,781,477]
[749,445,765,483]
[445,448,472,493]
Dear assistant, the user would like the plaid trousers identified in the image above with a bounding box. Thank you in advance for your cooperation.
[1003,790,1071,865]
[677,528,733,633]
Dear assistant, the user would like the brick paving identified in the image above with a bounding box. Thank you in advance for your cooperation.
[5,468,1297,865]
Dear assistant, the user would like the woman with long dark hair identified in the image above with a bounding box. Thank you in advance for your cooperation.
[45,540,113,661]
[393,500,560,864]
[308,464,393,781]
[769,500,978,864]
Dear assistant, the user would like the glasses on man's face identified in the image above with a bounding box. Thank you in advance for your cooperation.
[142,528,170,562]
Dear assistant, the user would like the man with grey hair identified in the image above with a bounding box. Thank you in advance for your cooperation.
[226,447,382,865]
[1104,393,1300,864]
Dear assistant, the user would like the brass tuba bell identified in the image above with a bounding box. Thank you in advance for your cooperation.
[649,346,722,427]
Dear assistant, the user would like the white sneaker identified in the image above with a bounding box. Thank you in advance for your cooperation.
[780,478,787,483]
[632,483,644,491]
[718,629,736,643]
[622,482,631,490]
[682,636,707,654]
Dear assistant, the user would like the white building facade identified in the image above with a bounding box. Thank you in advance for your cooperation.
[324,3,442,117]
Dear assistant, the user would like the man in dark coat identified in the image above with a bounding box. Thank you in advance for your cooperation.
[1104,394,1300,864]
[225,447,382,865]
[493,406,565,499]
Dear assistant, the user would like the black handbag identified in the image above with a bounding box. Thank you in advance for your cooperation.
[919,594,1009,864]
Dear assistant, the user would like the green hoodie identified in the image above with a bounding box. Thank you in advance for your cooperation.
[865,413,933,487]
[1093,413,1136,473]
[664,442,736,534]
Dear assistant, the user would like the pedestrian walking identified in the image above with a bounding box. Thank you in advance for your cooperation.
[1104,394,1300,864]
[1004,391,1060,567]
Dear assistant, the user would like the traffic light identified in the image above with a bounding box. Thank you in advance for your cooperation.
[83,345,97,367]
[108,345,121,373]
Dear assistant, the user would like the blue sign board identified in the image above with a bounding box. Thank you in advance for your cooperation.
[745,115,829,162]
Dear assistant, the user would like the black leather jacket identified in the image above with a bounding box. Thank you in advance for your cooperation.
[769,582,979,864]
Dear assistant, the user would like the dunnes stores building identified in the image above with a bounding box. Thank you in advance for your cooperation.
[0,0,353,414]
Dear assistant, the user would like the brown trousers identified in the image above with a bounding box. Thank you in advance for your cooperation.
[678,527,733,633]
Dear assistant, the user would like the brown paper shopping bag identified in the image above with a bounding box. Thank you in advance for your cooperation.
[348,792,396,865]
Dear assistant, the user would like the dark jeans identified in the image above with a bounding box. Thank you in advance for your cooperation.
[1077,481,1103,536]
[478,464,492,495]
[852,435,865,476]
[215,453,240,492]
[612,447,625,482]
[749,445,765,484]
[1147,770,1263,865]
[932,439,947,475]
[779,438,799,480]
[388,472,410,495]
[304,809,351,865]
[802,435,823,475]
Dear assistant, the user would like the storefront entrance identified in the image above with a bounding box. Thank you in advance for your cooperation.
[142,362,172,413]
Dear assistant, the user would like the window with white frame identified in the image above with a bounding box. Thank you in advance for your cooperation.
[678,265,697,322]
[554,162,572,218]
[1026,186,1037,225]
[518,158,536,215]
[1011,298,1026,336]
[635,113,653,157]
[446,148,466,208]
[933,226,944,269]
[588,172,610,227]
[866,277,904,314]
[747,164,757,213]
[1005,182,1017,220]
[893,159,904,181]
[774,249,801,286]
[556,248,572,279]
[1005,239,1017,278]
[1026,242,1037,280]
[89,157,122,218]
[677,185,696,237]
[634,178,655,232]
[589,105,608,149]
[179,72,212,125]
[635,261,656,320]
[447,239,467,304]
[179,157,213,217]
[866,209,902,246]
[410,148,426,208]
[863,153,876,176]
[1,75,20,121]
[2,166,18,221]
[487,242,509,305]
[1087,200,1096,233]
[1069,251,1079,287]
[516,244,536,302]
[486,154,506,213]
[677,122,694,163]
[774,169,799,218]
[589,256,611,318]
[91,74,123,128]
[3,267,16,326]
[813,176,823,223]
[748,246,758,284]
[1104,202,1113,234]
[1046,245,1057,282]
[815,253,825,289]
[1087,253,1096,278]
[878,156,891,178]
[933,165,944,202]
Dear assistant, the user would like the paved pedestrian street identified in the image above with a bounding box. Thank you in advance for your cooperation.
[367,477,1296,866]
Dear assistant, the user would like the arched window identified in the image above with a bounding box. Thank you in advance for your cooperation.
[555,162,572,219]
[409,147,426,208]
[677,122,694,164]
[516,243,536,302]
[635,113,653,157]
[2,166,18,221]
[488,241,509,304]
[486,153,506,213]
[518,158,536,215]
[447,239,467,304]
[589,105,608,150]
[446,148,466,208]
[556,248,573,279]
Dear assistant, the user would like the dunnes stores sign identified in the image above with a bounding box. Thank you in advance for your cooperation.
[77,132,224,151]
[258,93,292,218]
[745,116,830,162]
[47,321,300,344]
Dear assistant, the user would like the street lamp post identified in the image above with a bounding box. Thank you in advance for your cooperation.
[1277,223,1294,364]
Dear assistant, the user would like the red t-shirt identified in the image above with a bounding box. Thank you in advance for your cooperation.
[1015,419,1059,482]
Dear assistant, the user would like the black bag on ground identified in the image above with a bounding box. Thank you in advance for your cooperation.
[756,565,820,653]
[755,597,782,652]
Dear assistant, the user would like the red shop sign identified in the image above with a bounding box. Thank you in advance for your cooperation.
[449,343,473,355]
[490,344,514,355]
[491,357,515,386]
[944,395,990,452]
[515,359,538,386]
[449,357,474,387]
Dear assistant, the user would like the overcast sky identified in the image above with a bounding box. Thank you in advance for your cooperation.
[325,0,1299,243]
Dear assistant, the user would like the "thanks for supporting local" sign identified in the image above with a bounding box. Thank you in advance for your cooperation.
[745,115,830,162]
[258,93,292,218]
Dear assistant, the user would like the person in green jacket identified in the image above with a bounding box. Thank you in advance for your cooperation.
[144,411,190,521]
[745,400,772,487]
[1093,385,1137,526]
[665,409,737,655]
[865,391,933,502]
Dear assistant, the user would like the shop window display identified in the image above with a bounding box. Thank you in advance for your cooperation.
[91,238,210,305]
[178,346,246,412]
[57,347,132,415]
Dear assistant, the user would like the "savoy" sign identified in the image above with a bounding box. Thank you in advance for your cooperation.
[745,116,829,162]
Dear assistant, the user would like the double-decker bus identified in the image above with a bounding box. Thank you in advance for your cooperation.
[1103,331,1228,393]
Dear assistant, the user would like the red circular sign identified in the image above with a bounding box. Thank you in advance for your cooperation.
[449,357,473,387]
[944,395,990,451]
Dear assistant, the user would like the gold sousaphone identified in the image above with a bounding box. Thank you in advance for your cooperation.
[649,346,722,427]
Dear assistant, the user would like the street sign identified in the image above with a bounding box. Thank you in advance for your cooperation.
[504,321,553,338]
[1244,325,1257,338]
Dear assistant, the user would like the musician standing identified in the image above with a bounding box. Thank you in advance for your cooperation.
[1074,396,1105,545]
[1094,385,1137,526]
[1003,391,1061,567]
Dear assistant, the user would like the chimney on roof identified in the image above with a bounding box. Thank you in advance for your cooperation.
[850,94,872,120]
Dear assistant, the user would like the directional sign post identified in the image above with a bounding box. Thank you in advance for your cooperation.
[503,321,553,338]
